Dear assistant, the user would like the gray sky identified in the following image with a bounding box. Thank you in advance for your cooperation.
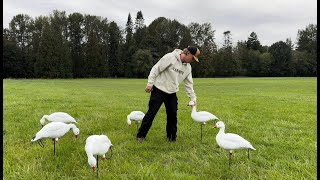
[3,0,317,47]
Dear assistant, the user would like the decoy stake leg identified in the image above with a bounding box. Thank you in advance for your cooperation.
[53,139,56,155]
[200,124,203,143]
[229,151,232,168]
[96,155,99,179]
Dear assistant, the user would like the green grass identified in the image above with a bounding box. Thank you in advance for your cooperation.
[3,77,317,179]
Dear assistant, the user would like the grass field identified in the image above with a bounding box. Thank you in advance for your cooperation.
[3,77,317,179]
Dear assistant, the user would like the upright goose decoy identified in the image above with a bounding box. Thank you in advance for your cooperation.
[127,111,145,131]
[31,122,80,155]
[85,135,113,179]
[40,112,77,127]
[187,101,219,143]
[213,121,256,167]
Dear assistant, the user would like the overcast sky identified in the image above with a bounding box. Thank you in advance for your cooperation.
[3,0,317,47]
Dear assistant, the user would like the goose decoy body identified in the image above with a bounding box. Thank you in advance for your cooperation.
[213,121,256,167]
[85,135,113,178]
[127,111,145,131]
[187,101,219,143]
[40,112,77,126]
[31,122,80,155]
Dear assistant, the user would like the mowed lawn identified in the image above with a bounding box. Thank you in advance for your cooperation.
[3,77,317,179]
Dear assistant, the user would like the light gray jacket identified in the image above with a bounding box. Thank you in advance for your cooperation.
[147,49,197,102]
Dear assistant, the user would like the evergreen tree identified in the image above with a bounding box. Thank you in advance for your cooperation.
[295,24,317,76]
[234,41,249,76]
[9,14,34,77]
[30,16,48,77]
[85,28,106,77]
[100,18,110,77]
[132,49,153,78]
[108,21,122,77]
[290,50,313,76]
[122,13,135,77]
[187,22,217,77]
[3,31,23,78]
[215,31,238,76]
[34,20,54,78]
[246,32,262,51]
[125,13,134,45]
[134,11,146,48]
[50,10,72,78]
[269,41,292,76]
[258,52,272,76]
[68,12,85,77]
[296,24,317,54]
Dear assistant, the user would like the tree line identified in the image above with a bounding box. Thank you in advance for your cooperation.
[3,10,317,78]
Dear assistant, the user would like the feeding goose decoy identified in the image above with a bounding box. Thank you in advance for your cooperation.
[85,135,113,179]
[127,111,145,131]
[40,112,78,127]
[31,122,80,155]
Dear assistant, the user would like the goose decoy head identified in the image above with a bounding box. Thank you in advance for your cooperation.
[88,156,97,172]
[40,116,47,126]
[127,115,132,126]
[187,100,196,106]
[213,121,225,128]
[73,127,80,138]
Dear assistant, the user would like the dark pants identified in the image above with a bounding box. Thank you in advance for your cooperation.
[137,86,178,141]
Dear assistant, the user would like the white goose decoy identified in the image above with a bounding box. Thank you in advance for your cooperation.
[31,122,80,155]
[213,121,256,167]
[187,101,219,143]
[127,111,145,131]
[40,112,78,127]
[85,135,113,178]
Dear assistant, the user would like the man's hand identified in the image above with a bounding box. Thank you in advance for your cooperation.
[145,84,153,93]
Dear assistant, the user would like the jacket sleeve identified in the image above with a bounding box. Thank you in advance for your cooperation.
[147,53,175,86]
[184,72,197,102]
